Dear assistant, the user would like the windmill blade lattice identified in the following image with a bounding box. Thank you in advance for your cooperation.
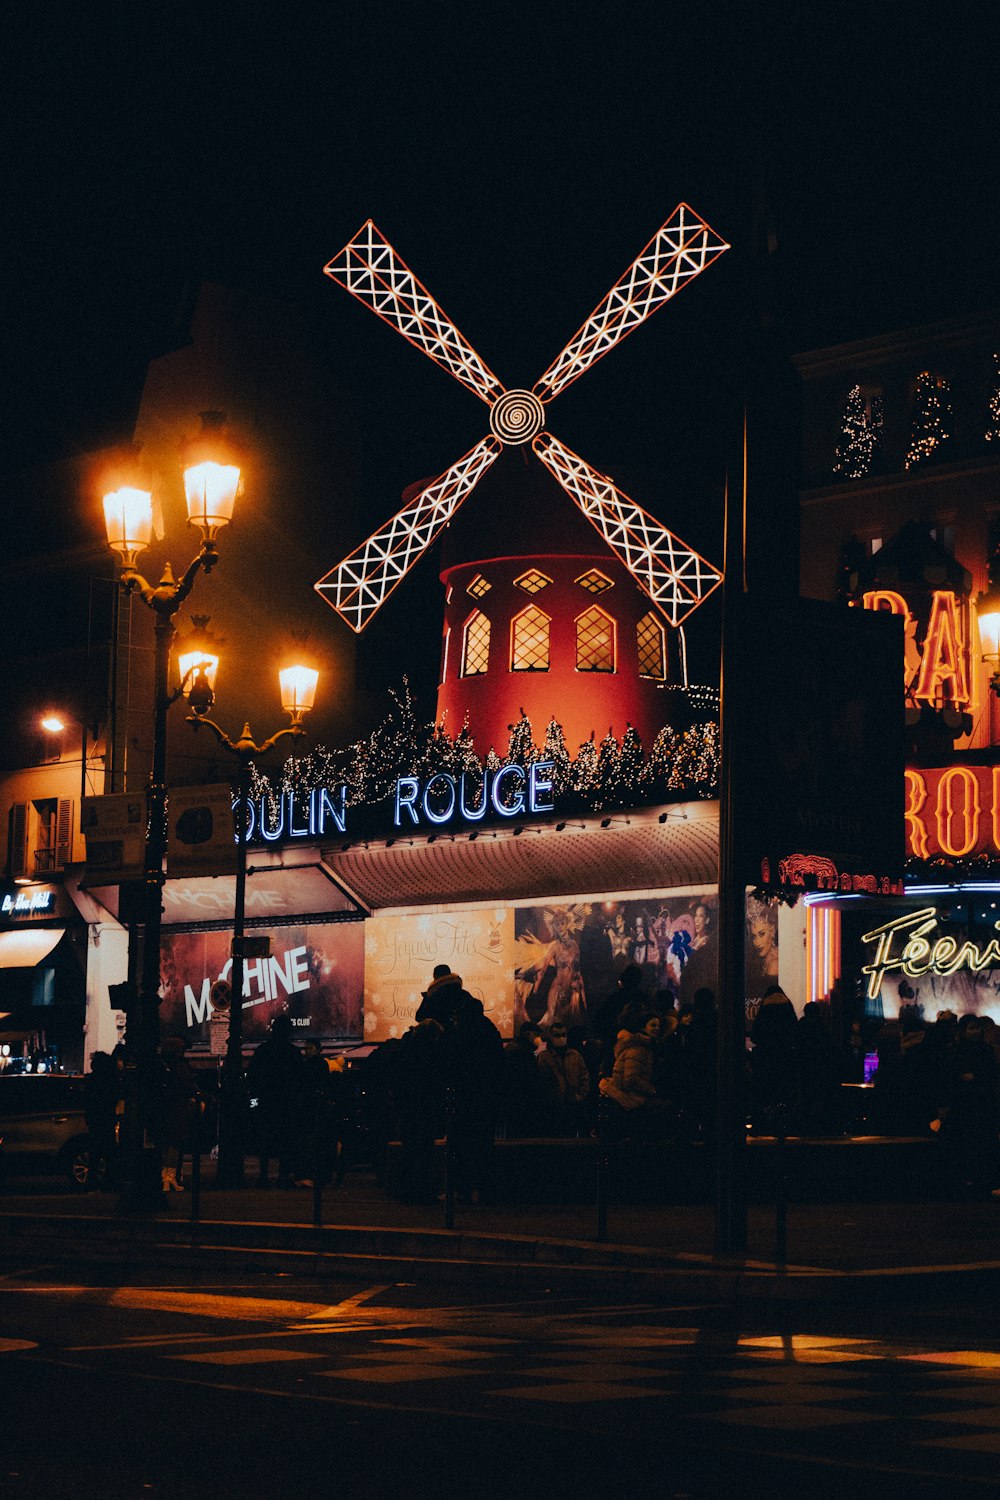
[317,208,727,632]
[315,438,502,632]
[532,204,730,404]
[325,221,505,407]
[532,433,721,626]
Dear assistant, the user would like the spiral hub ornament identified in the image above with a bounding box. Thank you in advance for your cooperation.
[489,389,546,445]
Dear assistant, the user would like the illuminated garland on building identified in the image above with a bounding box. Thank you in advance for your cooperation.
[251,682,720,822]
[986,354,1000,444]
[905,371,953,469]
[834,384,884,479]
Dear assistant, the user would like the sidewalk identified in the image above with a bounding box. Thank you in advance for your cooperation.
[1,1163,998,1301]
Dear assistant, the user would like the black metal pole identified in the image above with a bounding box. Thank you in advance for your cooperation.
[121,611,172,1210]
[190,1136,202,1224]
[714,465,749,1258]
[774,1103,787,1268]
[216,759,250,1188]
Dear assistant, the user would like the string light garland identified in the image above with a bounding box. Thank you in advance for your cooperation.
[906,371,953,470]
[986,354,1000,444]
[833,384,883,480]
[249,685,720,822]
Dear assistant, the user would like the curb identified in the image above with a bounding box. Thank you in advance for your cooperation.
[3,1212,1000,1302]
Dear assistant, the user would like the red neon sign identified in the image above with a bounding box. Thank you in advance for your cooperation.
[906,765,1000,859]
[862,589,972,712]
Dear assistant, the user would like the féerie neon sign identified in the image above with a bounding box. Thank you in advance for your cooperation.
[861,906,1000,1000]
[395,761,555,829]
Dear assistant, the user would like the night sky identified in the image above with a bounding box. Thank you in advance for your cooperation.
[3,9,997,745]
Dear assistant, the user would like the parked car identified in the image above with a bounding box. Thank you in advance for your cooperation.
[0,1073,108,1190]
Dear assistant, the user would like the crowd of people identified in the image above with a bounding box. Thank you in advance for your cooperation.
[868,1002,1000,1196]
[82,965,1000,1206]
[361,962,722,1204]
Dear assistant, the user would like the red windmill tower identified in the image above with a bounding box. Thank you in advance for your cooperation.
[316,208,728,754]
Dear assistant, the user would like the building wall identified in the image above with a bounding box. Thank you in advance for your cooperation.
[797,314,1000,752]
[437,553,674,756]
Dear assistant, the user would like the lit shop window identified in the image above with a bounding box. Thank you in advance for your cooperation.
[636,612,666,679]
[514,569,552,595]
[462,612,491,676]
[511,606,551,672]
[467,574,491,599]
[576,606,615,673]
[575,568,614,595]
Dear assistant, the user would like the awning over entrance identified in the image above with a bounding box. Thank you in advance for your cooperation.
[325,801,719,909]
[0,929,64,969]
[159,859,365,929]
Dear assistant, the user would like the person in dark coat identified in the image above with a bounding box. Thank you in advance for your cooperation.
[246,1014,306,1187]
[796,1002,840,1134]
[537,1022,590,1135]
[298,1038,332,1187]
[500,1023,544,1138]
[442,985,504,1203]
[393,1019,445,1204]
[592,965,646,1075]
[415,965,464,1028]
[939,1015,1000,1197]
[749,984,798,1130]
[84,1051,122,1188]
[154,1037,202,1192]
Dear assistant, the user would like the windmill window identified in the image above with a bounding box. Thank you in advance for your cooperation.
[440,627,450,685]
[575,606,616,673]
[461,611,491,676]
[467,574,491,599]
[511,605,551,672]
[636,612,666,680]
[514,569,552,595]
[575,568,614,595]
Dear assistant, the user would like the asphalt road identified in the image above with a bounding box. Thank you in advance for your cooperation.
[1,1263,999,1499]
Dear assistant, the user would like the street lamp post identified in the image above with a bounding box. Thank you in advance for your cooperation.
[186,662,319,1188]
[102,413,240,1207]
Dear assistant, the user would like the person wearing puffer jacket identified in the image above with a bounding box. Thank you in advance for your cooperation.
[600,1019,659,1111]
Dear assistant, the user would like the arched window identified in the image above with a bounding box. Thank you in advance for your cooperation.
[511,605,551,671]
[636,612,666,679]
[575,605,615,673]
[461,611,490,676]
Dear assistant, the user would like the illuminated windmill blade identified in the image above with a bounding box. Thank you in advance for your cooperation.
[315,437,503,633]
[532,205,729,404]
[325,221,506,407]
[532,433,721,627]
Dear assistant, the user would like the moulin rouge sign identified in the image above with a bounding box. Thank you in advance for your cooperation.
[240,762,557,846]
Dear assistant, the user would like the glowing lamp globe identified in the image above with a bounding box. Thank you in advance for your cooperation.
[183,462,240,534]
[279,665,319,724]
[977,584,1000,663]
[103,485,153,568]
[178,648,220,699]
[40,715,66,735]
[181,412,240,539]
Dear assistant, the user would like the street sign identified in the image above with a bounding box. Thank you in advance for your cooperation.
[232,935,271,960]
[167,785,238,877]
[82,795,146,881]
[209,1013,229,1057]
